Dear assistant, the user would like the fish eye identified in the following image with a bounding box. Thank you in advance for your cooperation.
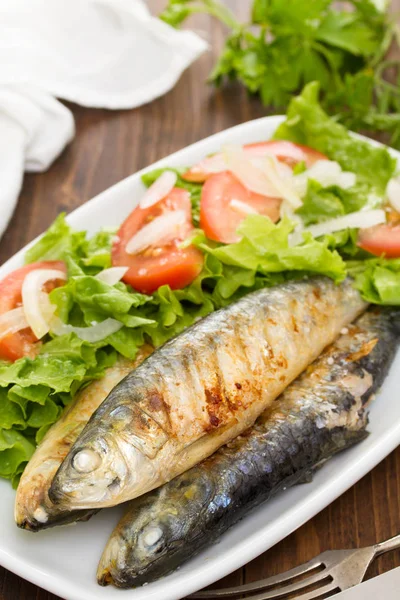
[73,448,102,473]
[141,525,163,548]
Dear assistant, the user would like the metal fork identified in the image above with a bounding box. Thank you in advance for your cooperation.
[189,533,400,600]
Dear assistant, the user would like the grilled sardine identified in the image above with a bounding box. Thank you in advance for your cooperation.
[50,278,366,510]
[98,309,399,588]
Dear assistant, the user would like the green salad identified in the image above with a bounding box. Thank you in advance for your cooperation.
[1,81,399,485]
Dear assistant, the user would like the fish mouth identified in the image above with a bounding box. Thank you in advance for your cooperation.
[16,507,49,532]
[49,478,121,509]
[98,570,113,587]
[14,501,50,531]
[98,546,173,589]
[16,518,40,532]
[16,509,97,531]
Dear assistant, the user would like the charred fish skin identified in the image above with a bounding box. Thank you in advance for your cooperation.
[49,278,366,510]
[97,309,399,589]
[14,347,153,532]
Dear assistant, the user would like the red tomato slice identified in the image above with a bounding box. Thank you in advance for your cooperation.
[112,188,204,294]
[0,261,67,362]
[182,141,327,183]
[200,171,281,244]
[358,224,400,258]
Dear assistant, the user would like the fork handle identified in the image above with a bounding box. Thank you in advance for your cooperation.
[373,533,400,557]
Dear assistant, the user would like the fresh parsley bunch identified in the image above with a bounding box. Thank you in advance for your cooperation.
[160,0,400,147]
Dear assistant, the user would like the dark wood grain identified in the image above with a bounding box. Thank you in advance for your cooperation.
[1,1,400,599]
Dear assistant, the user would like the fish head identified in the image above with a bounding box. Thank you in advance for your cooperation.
[49,404,163,509]
[98,470,216,587]
[98,502,187,587]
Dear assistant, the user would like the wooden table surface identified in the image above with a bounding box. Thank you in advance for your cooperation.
[1,1,400,599]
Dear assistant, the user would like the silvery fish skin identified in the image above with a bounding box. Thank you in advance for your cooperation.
[14,346,153,531]
[97,309,399,588]
[49,278,366,510]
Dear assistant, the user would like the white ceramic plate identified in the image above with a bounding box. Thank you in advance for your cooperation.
[1,116,400,600]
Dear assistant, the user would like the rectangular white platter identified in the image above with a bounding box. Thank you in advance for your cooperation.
[0,116,400,600]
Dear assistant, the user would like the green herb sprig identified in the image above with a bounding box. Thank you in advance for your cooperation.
[160,0,400,147]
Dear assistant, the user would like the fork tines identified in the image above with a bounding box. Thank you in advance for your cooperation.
[189,552,342,600]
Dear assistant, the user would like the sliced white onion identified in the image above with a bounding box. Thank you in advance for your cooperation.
[292,175,309,198]
[191,146,295,176]
[223,145,280,197]
[126,210,186,255]
[95,267,129,286]
[139,171,178,209]
[290,209,386,246]
[294,160,356,197]
[251,156,292,180]
[387,177,400,213]
[0,307,29,340]
[306,160,340,186]
[229,199,258,215]
[50,317,123,343]
[262,156,302,209]
[22,269,66,339]
[339,171,357,189]
[192,153,228,175]
[38,291,57,321]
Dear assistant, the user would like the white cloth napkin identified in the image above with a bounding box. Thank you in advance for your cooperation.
[0,0,208,239]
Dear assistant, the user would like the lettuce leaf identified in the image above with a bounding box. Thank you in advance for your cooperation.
[347,257,400,305]
[0,390,25,430]
[25,213,116,273]
[80,229,116,269]
[197,216,346,282]
[0,429,35,484]
[297,180,345,225]
[274,82,396,195]
[25,214,86,264]
[0,335,116,482]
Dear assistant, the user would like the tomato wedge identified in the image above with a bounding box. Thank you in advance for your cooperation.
[0,261,67,362]
[358,224,400,258]
[200,171,281,244]
[182,141,327,183]
[112,188,204,294]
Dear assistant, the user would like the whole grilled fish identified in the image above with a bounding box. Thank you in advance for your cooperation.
[15,346,153,531]
[97,309,399,588]
[49,278,365,510]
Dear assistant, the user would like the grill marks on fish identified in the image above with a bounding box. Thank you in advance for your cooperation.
[97,309,399,589]
[14,346,153,531]
[128,284,331,439]
[49,278,367,510]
